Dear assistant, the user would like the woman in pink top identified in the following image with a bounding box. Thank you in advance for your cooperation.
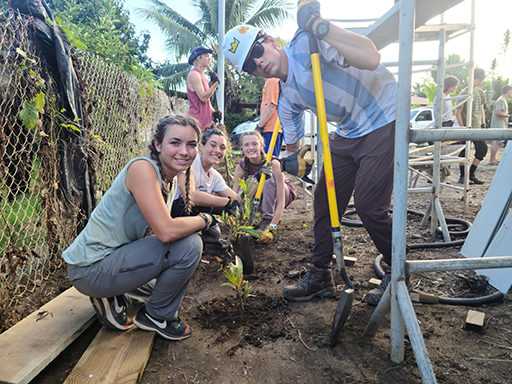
[186,46,219,131]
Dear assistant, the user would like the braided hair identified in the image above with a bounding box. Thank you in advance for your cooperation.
[148,114,201,213]
[240,130,266,180]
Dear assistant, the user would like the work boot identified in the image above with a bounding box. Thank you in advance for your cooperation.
[469,174,484,185]
[282,264,336,302]
[366,272,412,306]
[365,273,391,306]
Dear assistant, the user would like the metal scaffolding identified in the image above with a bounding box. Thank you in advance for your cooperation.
[363,1,512,383]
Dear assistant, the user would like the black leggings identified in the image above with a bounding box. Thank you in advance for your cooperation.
[459,140,487,161]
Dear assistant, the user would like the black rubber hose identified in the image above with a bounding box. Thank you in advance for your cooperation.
[342,207,472,245]
[372,255,504,306]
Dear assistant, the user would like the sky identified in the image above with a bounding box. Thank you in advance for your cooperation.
[124,0,512,83]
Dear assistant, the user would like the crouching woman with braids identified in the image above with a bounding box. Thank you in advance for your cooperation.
[233,130,296,244]
[62,114,212,341]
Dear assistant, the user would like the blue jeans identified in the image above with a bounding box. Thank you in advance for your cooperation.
[262,131,283,158]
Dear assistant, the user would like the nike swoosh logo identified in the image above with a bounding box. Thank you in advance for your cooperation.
[147,313,167,329]
[114,298,125,314]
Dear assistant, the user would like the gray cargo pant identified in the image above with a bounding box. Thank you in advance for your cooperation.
[67,234,202,321]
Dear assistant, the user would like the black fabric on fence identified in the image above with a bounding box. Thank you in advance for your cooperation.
[10,0,95,230]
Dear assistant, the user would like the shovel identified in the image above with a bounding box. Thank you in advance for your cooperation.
[247,117,281,226]
[306,32,354,347]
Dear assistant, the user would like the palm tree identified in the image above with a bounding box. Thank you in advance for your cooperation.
[135,0,294,98]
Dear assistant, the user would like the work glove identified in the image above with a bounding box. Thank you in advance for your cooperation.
[280,145,315,184]
[255,160,272,182]
[257,225,277,244]
[223,196,244,217]
[202,221,229,255]
[297,0,321,32]
[481,123,486,128]
[209,71,220,84]
[212,110,222,123]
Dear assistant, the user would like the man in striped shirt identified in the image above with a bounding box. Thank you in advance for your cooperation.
[223,1,398,306]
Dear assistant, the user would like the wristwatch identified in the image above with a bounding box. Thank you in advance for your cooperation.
[269,223,277,230]
[316,20,330,40]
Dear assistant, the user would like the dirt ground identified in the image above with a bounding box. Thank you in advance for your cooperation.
[18,143,512,383]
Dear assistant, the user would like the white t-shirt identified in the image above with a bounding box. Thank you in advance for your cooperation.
[174,153,228,199]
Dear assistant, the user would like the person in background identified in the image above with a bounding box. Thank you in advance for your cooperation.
[172,124,243,254]
[488,85,512,165]
[232,131,296,244]
[223,0,399,305]
[186,46,220,131]
[257,78,283,157]
[63,114,214,341]
[455,67,487,185]
[433,76,459,128]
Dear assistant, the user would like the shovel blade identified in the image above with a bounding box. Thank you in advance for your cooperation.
[330,288,354,347]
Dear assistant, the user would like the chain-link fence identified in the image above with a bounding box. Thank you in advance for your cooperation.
[0,12,173,330]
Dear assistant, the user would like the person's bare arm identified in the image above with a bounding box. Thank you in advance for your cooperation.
[125,160,205,243]
[311,18,380,71]
[232,164,244,194]
[455,108,464,127]
[269,160,286,226]
[258,103,277,128]
[188,70,218,104]
[495,109,509,118]
[282,141,300,157]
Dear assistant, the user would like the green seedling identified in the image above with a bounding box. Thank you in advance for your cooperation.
[221,256,250,310]
[219,177,260,241]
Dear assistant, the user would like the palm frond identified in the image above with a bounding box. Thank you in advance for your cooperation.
[245,0,294,30]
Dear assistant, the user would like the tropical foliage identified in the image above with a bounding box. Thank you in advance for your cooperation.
[134,0,294,105]
[2,0,155,81]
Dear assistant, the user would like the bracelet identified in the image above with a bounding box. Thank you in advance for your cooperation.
[198,213,210,231]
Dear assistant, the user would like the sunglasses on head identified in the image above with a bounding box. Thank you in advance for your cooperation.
[242,37,265,74]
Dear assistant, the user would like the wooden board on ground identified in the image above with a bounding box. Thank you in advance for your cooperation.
[0,287,95,384]
[63,325,155,384]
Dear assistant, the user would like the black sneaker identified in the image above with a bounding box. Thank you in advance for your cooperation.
[366,273,391,306]
[469,175,484,185]
[458,176,474,185]
[90,295,133,330]
[133,304,192,340]
[282,264,336,302]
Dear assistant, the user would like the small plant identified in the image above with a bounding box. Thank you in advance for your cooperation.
[220,178,260,241]
[221,256,250,310]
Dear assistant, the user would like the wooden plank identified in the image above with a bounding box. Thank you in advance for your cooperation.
[462,144,512,258]
[63,325,155,384]
[362,0,465,50]
[464,310,485,333]
[0,287,95,384]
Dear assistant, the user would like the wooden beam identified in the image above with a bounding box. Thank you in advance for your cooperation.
[63,325,155,384]
[0,287,95,384]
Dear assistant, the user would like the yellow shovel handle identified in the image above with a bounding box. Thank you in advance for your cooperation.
[254,117,281,200]
[310,53,340,228]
